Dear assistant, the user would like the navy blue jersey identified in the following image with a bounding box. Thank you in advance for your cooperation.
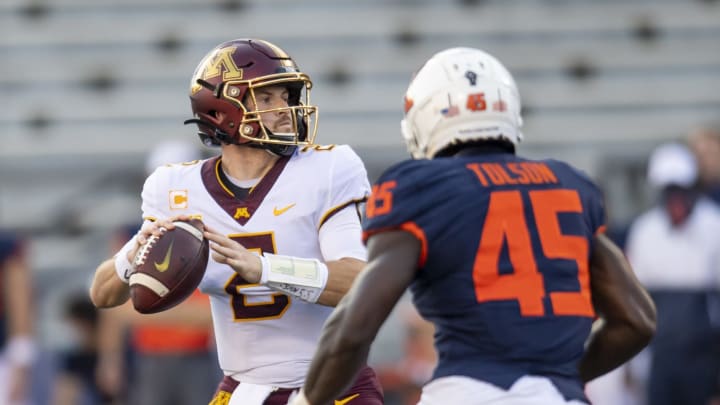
[362,153,606,402]
[0,231,23,348]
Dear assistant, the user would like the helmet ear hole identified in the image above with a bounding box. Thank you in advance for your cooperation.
[207,110,220,120]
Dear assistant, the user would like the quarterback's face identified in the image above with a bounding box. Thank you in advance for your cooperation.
[247,85,293,134]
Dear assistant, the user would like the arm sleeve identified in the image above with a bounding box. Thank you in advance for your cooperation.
[318,203,366,262]
[318,146,371,229]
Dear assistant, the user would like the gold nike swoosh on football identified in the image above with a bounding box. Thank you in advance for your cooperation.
[273,203,296,216]
[335,393,360,405]
[154,241,174,272]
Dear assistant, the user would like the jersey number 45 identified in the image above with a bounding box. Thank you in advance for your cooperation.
[474,189,594,318]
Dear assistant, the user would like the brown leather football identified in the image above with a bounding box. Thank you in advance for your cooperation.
[129,218,209,314]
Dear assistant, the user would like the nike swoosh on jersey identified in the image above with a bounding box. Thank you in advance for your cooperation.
[335,393,360,405]
[154,242,174,272]
[273,203,296,216]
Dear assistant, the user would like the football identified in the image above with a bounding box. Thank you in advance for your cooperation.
[129,218,209,314]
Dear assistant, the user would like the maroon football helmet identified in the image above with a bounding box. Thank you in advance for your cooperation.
[184,39,318,156]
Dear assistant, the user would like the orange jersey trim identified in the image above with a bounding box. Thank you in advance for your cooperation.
[363,221,428,268]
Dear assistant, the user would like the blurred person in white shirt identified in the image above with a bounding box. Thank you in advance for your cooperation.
[624,142,720,405]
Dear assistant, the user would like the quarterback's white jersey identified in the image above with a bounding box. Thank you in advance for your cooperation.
[139,145,370,387]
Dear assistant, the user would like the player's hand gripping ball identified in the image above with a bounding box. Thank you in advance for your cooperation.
[129,218,209,314]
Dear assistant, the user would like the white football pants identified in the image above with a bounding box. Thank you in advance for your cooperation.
[417,375,588,405]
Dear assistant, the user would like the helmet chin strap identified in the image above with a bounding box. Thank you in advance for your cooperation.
[234,127,297,157]
[214,128,237,145]
[271,132,295,139]
[183,117,239,147]
[184,116,302,157]
[260,129,297,156]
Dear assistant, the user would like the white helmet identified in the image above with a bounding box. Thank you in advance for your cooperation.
[647,143,698,189]
[401,47,523,159]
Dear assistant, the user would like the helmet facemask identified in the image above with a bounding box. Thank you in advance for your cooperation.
[234,75,318,156]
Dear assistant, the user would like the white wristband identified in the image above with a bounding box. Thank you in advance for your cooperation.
[114,234,138,284]
[6,336,37,367]
[259,253,328,303]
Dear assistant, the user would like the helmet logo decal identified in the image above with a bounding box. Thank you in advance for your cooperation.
[441,94,459,117]
[466,93,487,112]
[404,96,414,113]
[465,70,477,86]
[190,46,244,95]
[493,89,508,112]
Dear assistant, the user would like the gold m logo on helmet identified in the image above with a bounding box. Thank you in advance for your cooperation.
[191,46,243,94]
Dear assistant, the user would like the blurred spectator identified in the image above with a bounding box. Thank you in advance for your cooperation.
[688,126,720,204]
[95,140,218,405]
[625,142,720,405]
[96,290,216,405]
[376,301,437,405]
[0,231,36,405]
[53,293,112,405]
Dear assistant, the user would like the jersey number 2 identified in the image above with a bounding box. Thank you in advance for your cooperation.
[473,189,594,318]
[224,232,290,321]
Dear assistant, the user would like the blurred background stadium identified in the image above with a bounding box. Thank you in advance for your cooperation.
[1,0,719,404]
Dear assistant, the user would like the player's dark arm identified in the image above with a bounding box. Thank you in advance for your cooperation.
[579,233,656,382]
[303,231,420,404]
